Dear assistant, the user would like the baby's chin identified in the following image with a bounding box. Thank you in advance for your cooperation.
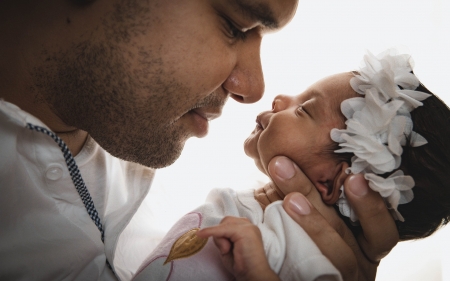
[244,141,270,177]
[243,137,256,158]
[254,159,269,177]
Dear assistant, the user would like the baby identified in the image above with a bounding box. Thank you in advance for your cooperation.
[133,49,450,281]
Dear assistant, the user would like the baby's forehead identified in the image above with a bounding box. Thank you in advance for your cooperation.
[301,73,356,102]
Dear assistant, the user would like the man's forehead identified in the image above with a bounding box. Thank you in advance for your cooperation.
[230,0,298,30]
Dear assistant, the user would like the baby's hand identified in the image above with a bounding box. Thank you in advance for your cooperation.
[196,216,280,281]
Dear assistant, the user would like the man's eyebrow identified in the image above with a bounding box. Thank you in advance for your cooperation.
[233,0,278,29]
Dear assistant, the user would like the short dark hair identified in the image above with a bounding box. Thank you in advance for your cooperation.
[70,0,96,6]
[330,80,450,241]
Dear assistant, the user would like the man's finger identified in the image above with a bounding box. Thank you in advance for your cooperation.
[268,156,341,223]
[344,174,399,262]
[268,156,315,197]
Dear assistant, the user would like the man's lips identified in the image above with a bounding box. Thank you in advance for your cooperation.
[185,107,223,138]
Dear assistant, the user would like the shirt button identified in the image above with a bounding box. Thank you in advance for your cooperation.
[45,163,65,180]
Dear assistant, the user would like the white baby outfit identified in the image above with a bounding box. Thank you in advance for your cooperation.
[134,188,342,281]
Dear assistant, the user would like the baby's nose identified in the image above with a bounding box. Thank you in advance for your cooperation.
[272,95,291,112]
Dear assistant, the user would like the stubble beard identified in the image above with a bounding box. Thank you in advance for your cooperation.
[32,38,191,168]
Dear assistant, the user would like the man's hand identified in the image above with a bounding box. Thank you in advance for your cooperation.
[268,156,399,281]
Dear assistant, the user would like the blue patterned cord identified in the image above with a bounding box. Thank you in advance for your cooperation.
[26,123,113,271]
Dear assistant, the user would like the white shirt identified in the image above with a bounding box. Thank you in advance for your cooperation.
[0,101,155,281]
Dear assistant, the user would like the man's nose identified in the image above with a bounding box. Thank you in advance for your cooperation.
[272,95,291,112]
[222,35,265,104]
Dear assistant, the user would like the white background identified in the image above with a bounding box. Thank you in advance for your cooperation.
[147,1,450,280]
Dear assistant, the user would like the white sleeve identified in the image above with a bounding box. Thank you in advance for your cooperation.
[199,188,245,227]
[260,202,343,281]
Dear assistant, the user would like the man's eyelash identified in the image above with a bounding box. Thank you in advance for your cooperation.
[224,18,247,40]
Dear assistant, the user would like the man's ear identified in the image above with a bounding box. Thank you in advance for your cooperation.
[315,162,350,205]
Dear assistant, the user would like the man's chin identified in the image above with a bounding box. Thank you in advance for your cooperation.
[104,140,186,169]
[94,125,191,169]
[133,149,183,169]
[143,143,186,169]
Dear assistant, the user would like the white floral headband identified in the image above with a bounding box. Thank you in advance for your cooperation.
[330,48,431,222]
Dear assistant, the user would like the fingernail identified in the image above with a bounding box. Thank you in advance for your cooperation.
[288,193,311,215]
[274,157,295,180]
[347,175,369,197]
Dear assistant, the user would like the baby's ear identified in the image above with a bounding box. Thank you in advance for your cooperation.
[316,162,350,205]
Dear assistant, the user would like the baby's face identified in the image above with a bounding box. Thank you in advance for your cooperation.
[244,72,357,196]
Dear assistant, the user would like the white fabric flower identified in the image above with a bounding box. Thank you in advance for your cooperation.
[337,170,414,222]
[333,48,430,222]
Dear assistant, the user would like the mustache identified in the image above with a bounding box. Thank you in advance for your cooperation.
[190,92,229,110]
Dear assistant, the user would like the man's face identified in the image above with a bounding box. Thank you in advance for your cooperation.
[244,73,357,195]
[35,0,298,168]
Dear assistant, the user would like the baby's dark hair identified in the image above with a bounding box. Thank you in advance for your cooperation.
[331,81,450,241]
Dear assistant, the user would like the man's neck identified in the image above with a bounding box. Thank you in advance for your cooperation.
[2,93,88,156]
[54,129,89,156]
